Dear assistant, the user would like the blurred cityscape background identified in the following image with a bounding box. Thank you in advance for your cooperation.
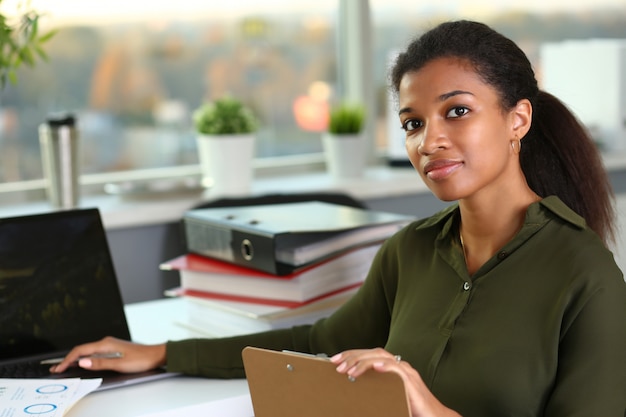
[0,0,624,183]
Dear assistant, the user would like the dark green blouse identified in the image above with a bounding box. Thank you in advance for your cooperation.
[167,196,626,416]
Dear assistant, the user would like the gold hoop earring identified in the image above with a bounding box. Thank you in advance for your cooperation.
[510,139,521,154]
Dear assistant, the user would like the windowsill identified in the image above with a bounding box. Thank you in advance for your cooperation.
[0,164,429,230]
[2,150,626,230]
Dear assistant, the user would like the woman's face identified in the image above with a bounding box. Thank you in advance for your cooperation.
[398,57,522,202]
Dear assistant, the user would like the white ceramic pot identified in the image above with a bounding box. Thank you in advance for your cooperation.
[196,133,255,196]
[322,132,366,179]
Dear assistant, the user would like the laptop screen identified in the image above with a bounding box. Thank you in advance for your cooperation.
[0,208,131,362]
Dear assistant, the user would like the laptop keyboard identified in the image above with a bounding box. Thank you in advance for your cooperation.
[0,360,53,378]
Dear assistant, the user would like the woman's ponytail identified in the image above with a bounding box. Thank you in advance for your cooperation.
[521,90,616,245]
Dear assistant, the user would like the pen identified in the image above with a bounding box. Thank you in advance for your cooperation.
[40,352,124,365]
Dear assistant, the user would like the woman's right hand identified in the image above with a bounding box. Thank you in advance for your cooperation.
[331,348,462,417]
[49,336,167,374]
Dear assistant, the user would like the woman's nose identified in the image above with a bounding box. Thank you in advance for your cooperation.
[417,122,447,155]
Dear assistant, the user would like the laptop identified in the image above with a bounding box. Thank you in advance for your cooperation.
[242,346,411,417]
[0,207,178,391]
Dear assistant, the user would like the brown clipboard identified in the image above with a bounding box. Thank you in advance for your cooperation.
[242,346,411,417]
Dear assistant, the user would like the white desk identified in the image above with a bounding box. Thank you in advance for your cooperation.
[65,298,254,417]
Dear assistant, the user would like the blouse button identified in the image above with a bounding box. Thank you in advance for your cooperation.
[497,251,508,260]
[463,281,471,291]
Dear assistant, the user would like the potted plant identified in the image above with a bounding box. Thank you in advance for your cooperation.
[322,101,367,179]
[1,2,56,88]
[193,95,259,195]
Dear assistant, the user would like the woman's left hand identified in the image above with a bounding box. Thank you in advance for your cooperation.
[330,348,462,417]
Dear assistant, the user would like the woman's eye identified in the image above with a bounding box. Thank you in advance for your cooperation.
[447,106,469,118]
[401,119,423,132]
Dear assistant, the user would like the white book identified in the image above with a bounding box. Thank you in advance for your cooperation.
[277,222,403,266]
[174,285,360,337]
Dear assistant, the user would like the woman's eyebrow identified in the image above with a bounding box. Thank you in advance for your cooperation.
[398,107,412,116]
[439,90,474,101]
[398,90,475,116]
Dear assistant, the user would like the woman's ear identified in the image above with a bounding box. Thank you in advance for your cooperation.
[510,99,532,140]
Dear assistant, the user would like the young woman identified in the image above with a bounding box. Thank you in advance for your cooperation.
[52,20,626,416]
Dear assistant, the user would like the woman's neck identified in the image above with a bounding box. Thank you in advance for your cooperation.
[458,188,540,275]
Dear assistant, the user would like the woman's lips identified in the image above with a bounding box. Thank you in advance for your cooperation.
[423,159,463,180]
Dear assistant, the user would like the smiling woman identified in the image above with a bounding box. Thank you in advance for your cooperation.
[47,19,626,417]
[398,59,533,207]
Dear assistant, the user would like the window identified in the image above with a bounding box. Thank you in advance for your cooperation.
[0,0,624,198]
[0,1,339,185]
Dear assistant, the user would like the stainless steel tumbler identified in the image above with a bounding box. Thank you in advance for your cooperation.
[38,114,80,209]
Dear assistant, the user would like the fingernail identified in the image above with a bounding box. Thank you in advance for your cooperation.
[330,353,342,362]
[78,358,92,368]
[336,362,346,372]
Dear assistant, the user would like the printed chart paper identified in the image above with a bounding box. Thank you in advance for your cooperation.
[0,378,101,417]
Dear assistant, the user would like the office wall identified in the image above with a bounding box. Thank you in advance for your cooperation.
[107,222,183,304]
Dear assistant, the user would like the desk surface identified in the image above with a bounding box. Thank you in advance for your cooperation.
[65,298,255,417]
[66,377,252,417]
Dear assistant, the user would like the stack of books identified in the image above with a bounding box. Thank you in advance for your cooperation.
[165,284,362,337]
[161,201,415,336]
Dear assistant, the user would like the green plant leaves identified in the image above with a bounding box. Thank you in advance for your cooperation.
[328,102,365,135]
[0,5,56,88]
[193,96,259,135]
